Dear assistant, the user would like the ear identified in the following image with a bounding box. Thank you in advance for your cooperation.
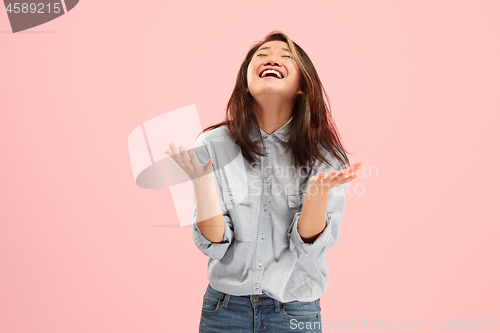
[297,90,304,97]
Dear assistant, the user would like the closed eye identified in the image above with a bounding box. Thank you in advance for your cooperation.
[256,54,292,58]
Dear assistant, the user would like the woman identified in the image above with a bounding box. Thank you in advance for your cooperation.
[164,31,363,333]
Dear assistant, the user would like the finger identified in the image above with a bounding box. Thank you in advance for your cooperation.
[331,173,356,188]
[187,149,202,167]
[166,143,184,166]
[168,142,180,161]
[183,148,213,180]
[174,146,188,168]
[165,143,195,179]
[179,146,197,175]
[178,146,189,163]
[336,169,357,183]
[340,172,358,184]
[204,158,213,171]
[327,170,340,181]
[189,149,211,175]
[333,170,347,181]
[347,162,364,174]
[164,146,179,158]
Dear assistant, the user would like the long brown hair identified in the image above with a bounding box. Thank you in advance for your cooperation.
[200,30,351,174]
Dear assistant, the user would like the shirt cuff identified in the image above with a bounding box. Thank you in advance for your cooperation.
[288,211,335,259]
[192,215,233,261]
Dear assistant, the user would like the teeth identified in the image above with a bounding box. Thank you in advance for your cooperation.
[260,69,283,79]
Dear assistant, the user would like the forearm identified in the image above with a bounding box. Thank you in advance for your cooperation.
[193,182,225,243]
[297,188,330,243]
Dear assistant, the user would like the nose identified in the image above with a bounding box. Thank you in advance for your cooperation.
[265,58,281,67]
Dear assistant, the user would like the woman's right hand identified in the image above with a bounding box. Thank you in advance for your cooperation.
[164,142,214,187]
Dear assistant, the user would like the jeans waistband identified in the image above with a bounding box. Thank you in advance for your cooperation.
[207,283,283,310]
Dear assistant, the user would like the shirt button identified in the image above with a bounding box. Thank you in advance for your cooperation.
[258,261,263,267]
[265,177,269,183]
[266,135,270,140]
[255,283,260,289]
[263,205,267,211]
[260,233,265,240]
[266,148,270,154]
[229,195,233,201]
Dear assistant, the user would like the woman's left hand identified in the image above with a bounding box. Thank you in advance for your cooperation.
[308,162,364,194]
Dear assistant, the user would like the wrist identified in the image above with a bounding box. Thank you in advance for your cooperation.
[193,180,216,196]
[305,184,331,199]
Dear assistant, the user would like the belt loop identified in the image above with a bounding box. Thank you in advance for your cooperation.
[222,293,231,308]
[274,299,281,312]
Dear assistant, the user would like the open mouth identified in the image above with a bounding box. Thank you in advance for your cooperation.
[259,69,284,79]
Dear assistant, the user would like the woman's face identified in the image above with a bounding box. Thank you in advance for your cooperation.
[246,40,302,102]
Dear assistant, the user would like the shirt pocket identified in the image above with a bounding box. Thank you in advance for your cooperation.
[287,191,307,209]
[222,188,253,242]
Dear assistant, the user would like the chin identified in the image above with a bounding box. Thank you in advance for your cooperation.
[250,86,287,95]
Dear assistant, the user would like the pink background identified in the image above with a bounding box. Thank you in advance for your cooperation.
[1,0,499,332]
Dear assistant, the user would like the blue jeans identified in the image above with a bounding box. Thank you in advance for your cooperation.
[199,283,323,333]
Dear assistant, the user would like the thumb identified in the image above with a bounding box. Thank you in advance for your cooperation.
[204,159,213,170]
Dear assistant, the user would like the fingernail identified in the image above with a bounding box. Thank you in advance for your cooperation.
[169,143,173,147]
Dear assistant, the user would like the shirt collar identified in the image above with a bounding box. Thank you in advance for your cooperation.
[248,115,293,143]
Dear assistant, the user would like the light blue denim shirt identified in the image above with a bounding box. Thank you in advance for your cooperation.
[191,116,347,302]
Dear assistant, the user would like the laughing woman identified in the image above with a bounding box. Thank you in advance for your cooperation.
[164,31,363,333]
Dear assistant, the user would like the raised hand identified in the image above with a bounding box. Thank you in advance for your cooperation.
[164,142,214,187]
[308,162,364,195]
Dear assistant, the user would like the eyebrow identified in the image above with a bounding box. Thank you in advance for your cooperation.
[256,46,291,53]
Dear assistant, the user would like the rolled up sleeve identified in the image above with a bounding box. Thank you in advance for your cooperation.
[192,213,234,261]
[287,149,348,260]
[190,133,234,260]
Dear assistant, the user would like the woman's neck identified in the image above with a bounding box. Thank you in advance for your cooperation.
[253,99,294,135]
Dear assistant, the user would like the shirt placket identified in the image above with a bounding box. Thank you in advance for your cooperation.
[252,133,273,294]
